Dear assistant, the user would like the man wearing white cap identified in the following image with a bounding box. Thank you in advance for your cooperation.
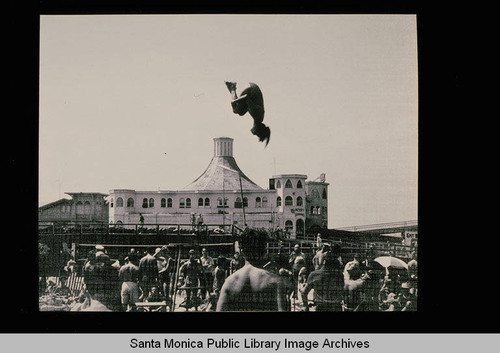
[95,244,105,252]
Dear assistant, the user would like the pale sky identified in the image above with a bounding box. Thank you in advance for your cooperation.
[39,14,418,228]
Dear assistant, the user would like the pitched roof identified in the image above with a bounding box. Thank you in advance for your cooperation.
[183,155,263,191]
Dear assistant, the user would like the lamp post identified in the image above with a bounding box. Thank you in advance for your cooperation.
[219,165,246,226]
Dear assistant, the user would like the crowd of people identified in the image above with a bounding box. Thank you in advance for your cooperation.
[50,244,246,312]
[40,232,417,312]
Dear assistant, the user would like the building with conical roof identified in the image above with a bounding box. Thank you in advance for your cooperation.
[107,137,329,238]
[183,137,263,192]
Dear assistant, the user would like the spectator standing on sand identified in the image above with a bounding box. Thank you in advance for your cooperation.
[157,247,174,301]
[199,248,215,300]
[179,249,203,309]
[300,246,344,312]
[288,244,306,299]
[217,229,292,311]
[118,256,140,312]
[138,247,159,301]
[229,251,245,274]
[312,243,330,270]
[77,252,121,311]
[210,255,228,310]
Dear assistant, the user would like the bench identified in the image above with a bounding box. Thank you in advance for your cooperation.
[135,301,168,312]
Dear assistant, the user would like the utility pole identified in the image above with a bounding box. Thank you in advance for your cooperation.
[219,165,246,227]
[239,174,246,226]
[222,172,225,229]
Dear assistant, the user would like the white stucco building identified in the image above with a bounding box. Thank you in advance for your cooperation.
[108,137,329,238]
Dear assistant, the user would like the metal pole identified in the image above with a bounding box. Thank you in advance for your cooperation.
[171,246,182,312]
[222,173,225,229]
[239,175,246,225]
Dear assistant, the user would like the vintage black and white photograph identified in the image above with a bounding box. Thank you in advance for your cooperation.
[38,14,418,313]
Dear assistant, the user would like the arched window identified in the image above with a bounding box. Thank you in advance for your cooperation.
[312,189,320,198]
[204,198,210,207]
[198,198,204,207]
[110,198,114,208]
[285,196,293,206]
[76,201,83,214]
[297,180,303,188]
[179,198,185,208]
[255,197,262,208]
[234,197,242,208]
[285,179,292,188]
[116,197,124,207]
[142,198,148,208]
[161,198,166,208]
[148,198,154,208]
[167,198,172,208]
[186,198,191,208]
[285,220,293,232]
[262,197,268,208]
[243,197,248,207]
[277,196,282,207]
[127,198,134,207]
[317,206,321,214]
[276,180,281,188]
[84,201,91,214]
[296,196,303,206]
[311,206,316,214]
[296,219,304,236]
[322,189,327,199]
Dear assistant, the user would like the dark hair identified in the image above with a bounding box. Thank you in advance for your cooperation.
[217,255,227,268]
[239,228,268,263]
[331,244,342,255]
[323,251,342,271]
[83,259,120,310]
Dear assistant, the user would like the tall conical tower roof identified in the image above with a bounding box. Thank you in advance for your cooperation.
[183,137,263,191]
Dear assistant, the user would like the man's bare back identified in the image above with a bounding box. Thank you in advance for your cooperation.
[216,263,291,311]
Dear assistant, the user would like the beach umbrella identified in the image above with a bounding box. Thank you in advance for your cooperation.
[374,256,408,269]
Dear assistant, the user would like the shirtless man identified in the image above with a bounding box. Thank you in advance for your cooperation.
[300,247,344,312]
[118,256,140,312]
[216,229,291,311]
[138,247,159,300]
[225,81,271,146]
[179,249,203,309]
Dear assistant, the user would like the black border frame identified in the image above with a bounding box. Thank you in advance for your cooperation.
[6,1,483,334]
